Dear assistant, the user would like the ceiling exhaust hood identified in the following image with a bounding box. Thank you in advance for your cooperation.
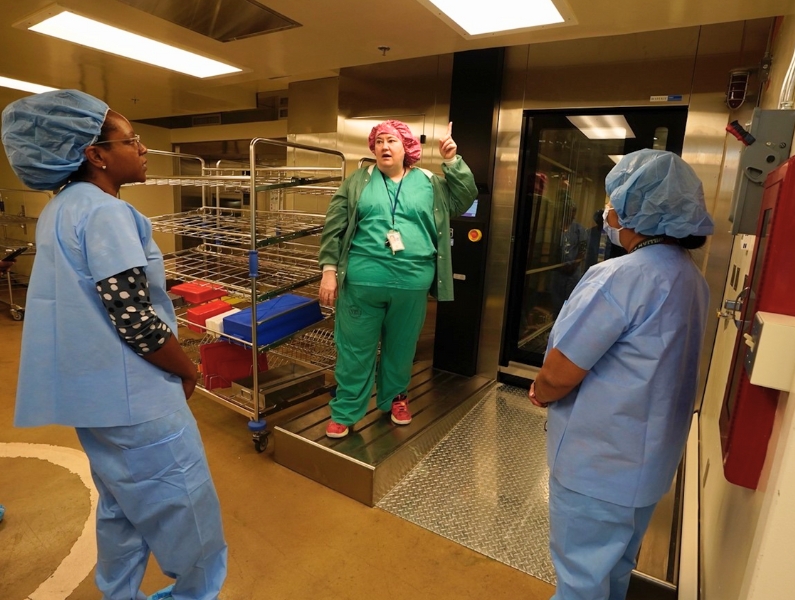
[116,0,301,42]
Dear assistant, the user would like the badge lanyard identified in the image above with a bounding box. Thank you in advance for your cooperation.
[381,169,405,228]
[382,169,406,254]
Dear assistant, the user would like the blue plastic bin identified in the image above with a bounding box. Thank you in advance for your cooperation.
[223,294,323,347]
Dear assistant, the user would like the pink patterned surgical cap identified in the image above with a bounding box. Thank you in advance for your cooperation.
[368,120,422,167]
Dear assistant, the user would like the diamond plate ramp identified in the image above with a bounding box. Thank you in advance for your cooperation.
[273,361,495,506]
[377,384,556,584]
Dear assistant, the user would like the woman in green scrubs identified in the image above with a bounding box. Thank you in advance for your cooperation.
[318,120,477,438]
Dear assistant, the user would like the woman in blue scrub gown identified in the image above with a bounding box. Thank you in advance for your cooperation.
[2,90,227,600]
[529,150,714,600]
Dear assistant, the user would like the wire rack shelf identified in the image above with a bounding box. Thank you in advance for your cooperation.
[163,243,323,301]
[178,321,336,417]
[1,238,35,254]
[131,166,342,195]
[0,214,38,225]
[150,207,325,248]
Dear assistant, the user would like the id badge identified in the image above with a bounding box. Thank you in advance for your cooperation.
[387,230,405,254]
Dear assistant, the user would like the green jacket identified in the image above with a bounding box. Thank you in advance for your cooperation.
[318,156,477,301]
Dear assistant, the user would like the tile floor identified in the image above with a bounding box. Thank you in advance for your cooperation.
[0,305,554,600]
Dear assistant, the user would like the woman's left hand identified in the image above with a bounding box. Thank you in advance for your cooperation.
[182,373,198,400]
[529,382,546,408]
[439,121,457,160]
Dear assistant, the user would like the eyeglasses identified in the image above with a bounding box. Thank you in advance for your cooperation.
[94,135,143,149]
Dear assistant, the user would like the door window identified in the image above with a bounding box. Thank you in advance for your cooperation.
[502,108,688,368]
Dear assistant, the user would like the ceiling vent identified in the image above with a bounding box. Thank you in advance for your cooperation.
[191,113,223,126]
[256,92,288,120]
[116,0,301,42]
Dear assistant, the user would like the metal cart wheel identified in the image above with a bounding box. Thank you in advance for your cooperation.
[10,308,23,321]
[248,419,268,453]
[253,431,270,453]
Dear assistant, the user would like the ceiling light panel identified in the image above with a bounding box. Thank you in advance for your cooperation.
[24,10,242,78]
[419,0,574,37]
[0,76,57,94]
[567,115,637,140]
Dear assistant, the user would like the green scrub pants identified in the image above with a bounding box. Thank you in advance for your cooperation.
[331,283,428,425]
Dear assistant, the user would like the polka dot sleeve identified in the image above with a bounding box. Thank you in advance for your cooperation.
[96,267,173,356]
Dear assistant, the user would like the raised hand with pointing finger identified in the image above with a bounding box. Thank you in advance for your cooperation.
[439,121,457,160]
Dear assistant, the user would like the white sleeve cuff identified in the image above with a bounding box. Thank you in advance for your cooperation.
[322,265,337,272]
[442,155,460,165]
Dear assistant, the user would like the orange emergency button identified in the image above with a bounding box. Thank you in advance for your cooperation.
[468,229,483,242]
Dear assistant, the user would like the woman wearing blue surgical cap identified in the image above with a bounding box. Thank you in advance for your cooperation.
[528,149,714,600]
[2,90,226,600]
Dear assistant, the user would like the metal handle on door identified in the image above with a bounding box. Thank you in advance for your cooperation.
[718,287,752,330]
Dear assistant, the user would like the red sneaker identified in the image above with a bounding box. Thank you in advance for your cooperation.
[391,394,412,425]
[325,420,349,438]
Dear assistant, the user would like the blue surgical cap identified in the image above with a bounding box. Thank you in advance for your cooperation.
[605,149,714,238]
[1,89,109,191]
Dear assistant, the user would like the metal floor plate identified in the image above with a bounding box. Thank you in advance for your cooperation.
[378,384,556,585]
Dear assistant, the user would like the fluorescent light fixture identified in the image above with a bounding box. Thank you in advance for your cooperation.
[567,115,637,140]
[0,76,57,94]
[422,0,567,36]
[28,11,241,78]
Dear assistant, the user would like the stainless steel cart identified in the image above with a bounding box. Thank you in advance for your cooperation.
[0,189,47,320]
[130,141,345,451]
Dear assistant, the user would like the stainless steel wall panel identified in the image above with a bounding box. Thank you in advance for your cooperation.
[286,78,343,214]
[338,56,453,121]
[482,20,773,380]
[681,90,754,411]
[525,27,701,68]
[287,78,339,135]
[337,56,454,177]
[669,19,769,409]
[517,58,692,110]
[477,45,528,377]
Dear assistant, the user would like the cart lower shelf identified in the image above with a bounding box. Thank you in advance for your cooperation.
[180,323,337,452]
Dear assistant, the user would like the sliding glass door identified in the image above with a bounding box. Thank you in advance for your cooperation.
[501,107,688,370]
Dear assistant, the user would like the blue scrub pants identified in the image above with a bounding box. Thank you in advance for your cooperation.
[76,406,227,600]
[330,283,428,425]
[548,476,657,600]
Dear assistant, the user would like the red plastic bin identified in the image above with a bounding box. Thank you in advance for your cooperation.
[187,299,233,333]
[170,281,226,304]
[199,341,268,391]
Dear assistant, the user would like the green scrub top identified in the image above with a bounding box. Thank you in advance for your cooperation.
[346,168,436,290]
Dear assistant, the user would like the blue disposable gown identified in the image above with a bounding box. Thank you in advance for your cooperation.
[546,244,709,507]
[15,182,185,428]
[14,181,227,599]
